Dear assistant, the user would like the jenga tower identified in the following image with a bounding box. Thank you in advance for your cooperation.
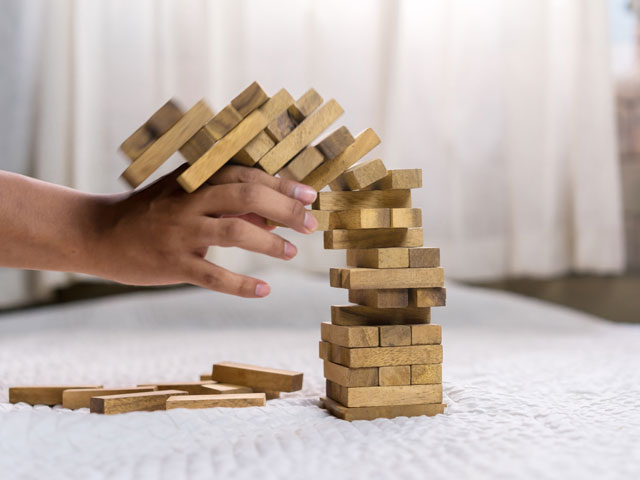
[316,164,446,421]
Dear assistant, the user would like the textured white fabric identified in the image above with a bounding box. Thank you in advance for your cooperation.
[0,0,625,306]
[0,271,639,480]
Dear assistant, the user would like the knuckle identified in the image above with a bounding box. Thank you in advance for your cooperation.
[219,218,245,243]
[237,167,261,184]
[238,183,263,208]
[202,271,223,290]
[290,200,305,222]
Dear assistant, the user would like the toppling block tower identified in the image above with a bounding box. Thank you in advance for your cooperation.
[116,82,446,421]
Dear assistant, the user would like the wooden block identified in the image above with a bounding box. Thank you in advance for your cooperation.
[323,360,378,387]
[330,268,343,287]
[322,343,442,368]
[120,124,156,162]
[230,81,269,117]
[200,373,213,381]
[378,366,411,386]
[364,169,422,190]
[329,158,387,191]
[319,340,329,360]
[346,248,409,268]
[326,380,442,407]
[258,99,344,174]
[409,288,447,307]
[90,389,186,414]
[322,396,445,421]
[411,324,442,345]
[390,208,422,228]
[138,381,216,395]
[266,111,298,142]
[411,364,442,384]
[166,393,266,410]
[62,387,155,410]
[201,383,253,394]
[331,305,430,326]
[211,361,303,392]
[122,100,214,188]
[232,130,275,166]
[315,126,355,160]
[205,104,244,141]
[301,128,381,191]
[339,267,444,289]
[320,322,379,347]
[379,325,412,346]
[179,128,216,164]
[409,248,440,267]
[313,189,411,210]
[278,146,325,181]
[349,289,409,308]
[288,88,323,123]
[9,385,102,406]
[178,89,294,192]
[324,228,423,249]
[258,390,281,400]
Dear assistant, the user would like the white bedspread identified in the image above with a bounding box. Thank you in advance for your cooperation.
[0,270,639,480]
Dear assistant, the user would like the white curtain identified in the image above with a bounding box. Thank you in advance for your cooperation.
[0,0,625,306]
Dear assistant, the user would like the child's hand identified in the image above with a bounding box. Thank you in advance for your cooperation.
[93,165,318,298]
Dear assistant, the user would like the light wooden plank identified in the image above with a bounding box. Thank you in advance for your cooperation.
[348,288,409,308]
[313,189,411,210]
[179,128,216,164]
[379,325,412,346]
[408,287,447,307]
[326,380,442,407]
[322,396,445,421]
[378,366,411,386]
[408,248,440,267]
[364,169,422,190]
[411,324,442,345]
[138,381,216,395]
[90,390,186,414]
[346,248,409,268]
[339,267,444,289]
[323,360,379,387]
[320,341,442,368]
[201,383,253,394]
[232,130,275,166]
[278,146,325,181]
[324,228,423,249]
[204,104,244,141]
[315,126,355,160]
[62,387,155,410]
[9,385,102,406]
[320,322,379,347]
[331,305,430,326]
[166,393,266,409]
[258,99,344,174]
[211,361,303,392]
[288,88,323,122]
[265,111,298,142]
[411,364,442,385]
[200,373,213,381]
[329,158,387,191]
[230,81,269,117]
[390,208,422,228]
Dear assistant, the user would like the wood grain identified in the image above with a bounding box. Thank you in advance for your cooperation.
[339,267,444,289]
[390,208,422,228]
[313,189,411,210]
[201,383,254,394]
[278,146,325,181]
[200,373,213,381]
[323,360,378,387]
[179,128,216,164]
[62,387,155,410]
[363,169,422,190]
[266,111,298,142]
[166,393,266,409]
[411,324,442,345]
[288,88,323,123]
[329,158,387,191]
[9,385,102,406]
[378,366,411,386]
[321,342,442,368]
[331,304,430,325]
[258,99,344,174]
[315,126,355,160]
[301,128,381,191]
[90,389,186,414]
[324,228,423,249]
[348,288,409,308]
[138,381,216,395]
[408,248,440,267]
[211,361,303,392]
[230,81,269,117]
[346,248,409,268]
[411,364,442,384]
[322,396,445,421]
[408,287,447,307]
[320,321,379,347]
[326,380,442,407]
[232,130,275,166]
[379,325,412,346]
[205,104,244,141]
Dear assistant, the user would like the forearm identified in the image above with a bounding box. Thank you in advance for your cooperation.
[0,171,113,275]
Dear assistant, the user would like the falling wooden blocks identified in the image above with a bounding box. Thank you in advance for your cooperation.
[313,189,411,210]
[364,169,423,190]
[329,158,388,191]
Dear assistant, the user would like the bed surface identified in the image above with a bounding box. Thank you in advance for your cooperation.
[0,270,638,479]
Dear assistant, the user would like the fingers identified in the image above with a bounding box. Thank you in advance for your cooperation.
[200,217,298,260]
[209,165,317,205]
[226,213,277,231]
[184,258,270,298]
[194,183,318,234]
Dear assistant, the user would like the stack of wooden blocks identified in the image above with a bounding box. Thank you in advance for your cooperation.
[52,81,446,420]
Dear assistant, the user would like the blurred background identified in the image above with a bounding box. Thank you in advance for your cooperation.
[0,0,637,322]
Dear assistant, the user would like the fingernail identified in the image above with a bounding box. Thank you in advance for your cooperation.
[293,185,317,204]
[255,283,270,297]
[283,241,297,259]
[304,212,318,232]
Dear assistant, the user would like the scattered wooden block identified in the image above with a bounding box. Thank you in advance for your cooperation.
[200,373,213,381]
[364,169,422,190]
[266,111,298,142]
[90,389,186,414]
[9,385,102,406]
[321,342,442,368]
[346,248,409,268]
[62,387,155,410]
[348,288,409,308]
[278,146,325,181]
[390,208,422,228]
[205,104,244,141]
[322,396,445,421]
[411,364,442,385]
[166,393,266,410]
[211,361,303,392]
[325,228,423,249]
[379,325,412,346]
[119,124,156,162]
[288,88,323,123]
[411,324,442,345]
[323,361,378,387]
[409,248,440,267]
[326,380,442,407]
[378,366,411,386]
[177,89,294,192]
[138,381,216,395]
[232,130,275,166]
[408,288,447,307]
[254,390,281,400]
[258,99,344,174]
[201,383,253,394]
[331,305,430,326]
[122,100,213,188]
[320,322,379,348]
[179,128,216,164]
[329,158,387,191]
[315,126,355,160]
[301,128,381,191]
[338,267,444,289]
[313,189,411,210]
[230,81,269,117]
